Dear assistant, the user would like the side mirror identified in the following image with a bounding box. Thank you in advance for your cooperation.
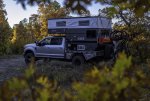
[35,41,41,46]
[36,42,46,46]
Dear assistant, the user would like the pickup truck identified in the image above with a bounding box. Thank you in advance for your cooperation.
[23,36,113,66]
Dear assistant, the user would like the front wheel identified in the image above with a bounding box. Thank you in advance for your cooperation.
[72,55,85,66]
[43,58,51,63]
[25,52,35,65]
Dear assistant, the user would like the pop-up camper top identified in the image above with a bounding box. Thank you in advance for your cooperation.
[48,16,112,34]
[48,16,112,42]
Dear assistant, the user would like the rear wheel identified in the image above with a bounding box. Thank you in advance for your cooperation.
[25,52,35,65]
[72,55,85,66]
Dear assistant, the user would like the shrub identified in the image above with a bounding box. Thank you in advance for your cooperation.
[0,53,149,101]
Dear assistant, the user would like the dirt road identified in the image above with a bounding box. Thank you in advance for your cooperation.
[0,55,26,83]
[0,55,80,84]
[0,55,111,84]
[0,55,26,69]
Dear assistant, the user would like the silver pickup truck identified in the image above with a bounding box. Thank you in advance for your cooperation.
[24,36,113,66]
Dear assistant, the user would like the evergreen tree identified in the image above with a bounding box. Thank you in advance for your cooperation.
[38,1,69,38]
[28,14,41,40]
[11,18,32,54]
[0,0,12,55]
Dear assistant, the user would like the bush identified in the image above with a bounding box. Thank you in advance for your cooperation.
[0,53,150,101]
[0,41,12,55]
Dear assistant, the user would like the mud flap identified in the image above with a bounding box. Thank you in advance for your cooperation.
[104,45,114,59]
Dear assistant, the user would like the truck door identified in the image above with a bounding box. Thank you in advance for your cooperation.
[35,37,52,57]
[36,37,64,58]
[47,37,64,58]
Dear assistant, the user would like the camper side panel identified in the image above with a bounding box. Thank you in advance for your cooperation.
[48,17,98,29]
[48,17,112,35]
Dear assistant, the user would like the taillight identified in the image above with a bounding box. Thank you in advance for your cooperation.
[97,37,111,43]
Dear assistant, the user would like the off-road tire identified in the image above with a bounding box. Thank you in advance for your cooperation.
[25,52,35,65]
[72,55,85,66]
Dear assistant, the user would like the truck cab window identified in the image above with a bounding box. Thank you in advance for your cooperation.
[86,30,97,38]
[50,38,62,45]
[40,38,51,45]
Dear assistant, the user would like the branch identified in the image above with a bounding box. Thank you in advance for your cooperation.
[119,11,131,27]
[119,10,131,27]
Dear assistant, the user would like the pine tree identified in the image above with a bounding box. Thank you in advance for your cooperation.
[0,0,12,55]
[28,14,41,40]
[11,18,33,54]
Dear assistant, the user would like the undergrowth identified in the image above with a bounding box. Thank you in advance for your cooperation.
[0,53,150,101]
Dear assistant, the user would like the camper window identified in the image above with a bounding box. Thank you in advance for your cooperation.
[86,30,97,38]
[101,30,110,37]
[56,21,66,26]
[79,20,89,26]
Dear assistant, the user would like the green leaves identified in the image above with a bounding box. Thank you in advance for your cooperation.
[104,7,118,18]
[14,0,150,17]
[73,83,99,101]
[37,76,50,88]
[69,53,143,101]
[8,78,28,90]
[15,0,52,9]
[112,53,131,78]
[64,0,92,14]
[25,66,35,78]
[64,0,150,16]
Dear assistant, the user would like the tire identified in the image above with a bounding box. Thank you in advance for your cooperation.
[72,55,85,66]
[25,52,35,65]
[43,58,51,63]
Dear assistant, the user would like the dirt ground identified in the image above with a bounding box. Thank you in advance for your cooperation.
[0,55,26,69]
[0,55,73,83]
[0,55,25,82]
[0,55,112,84]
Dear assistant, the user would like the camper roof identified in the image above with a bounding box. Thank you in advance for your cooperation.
[48,16,111,20]
[48,16,112,34]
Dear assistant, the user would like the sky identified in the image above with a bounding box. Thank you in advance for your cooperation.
[4,0,104,27]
